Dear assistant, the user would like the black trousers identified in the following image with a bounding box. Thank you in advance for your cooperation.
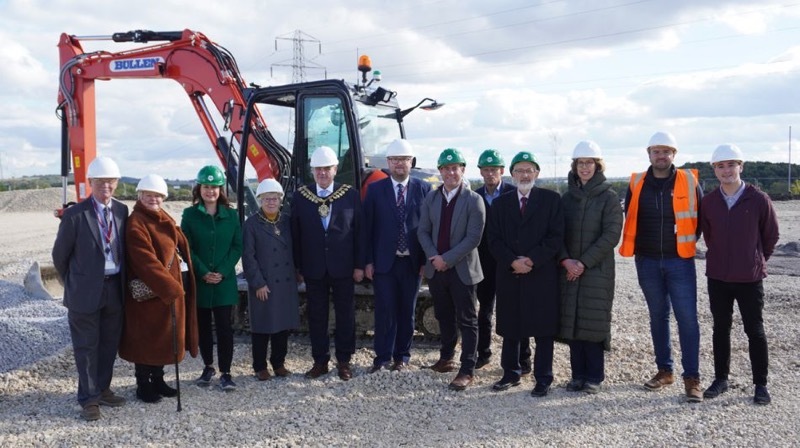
[568,340,605,384]
[429,269,479,375]
[306,275,356,365]
[475,271,496,361]
[251,330,290,372]
[197,305,234,374]
[708,278,769,386]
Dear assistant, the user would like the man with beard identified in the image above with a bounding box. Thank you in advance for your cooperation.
[487,151,564,396]
[619,131,704,402]
[473,149,529,372]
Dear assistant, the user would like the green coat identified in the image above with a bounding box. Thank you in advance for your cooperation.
[181,203,242,308]
[558,171,623,349]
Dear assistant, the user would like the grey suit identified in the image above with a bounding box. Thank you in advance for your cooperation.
[418,184,485,374]
[52,197,128,406]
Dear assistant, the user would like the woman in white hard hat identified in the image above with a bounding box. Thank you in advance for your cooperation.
[241,178,300,380]
[119,174,199,404]
[557,141,623,394]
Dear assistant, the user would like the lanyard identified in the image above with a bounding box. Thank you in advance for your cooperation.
[92,199,114,245]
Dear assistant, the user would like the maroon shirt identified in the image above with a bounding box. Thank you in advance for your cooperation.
[436,187,461,254]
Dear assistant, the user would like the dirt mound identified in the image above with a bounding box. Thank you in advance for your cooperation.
[0,188,75,214]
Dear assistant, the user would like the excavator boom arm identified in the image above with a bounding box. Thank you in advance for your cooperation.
[57,29,288,211]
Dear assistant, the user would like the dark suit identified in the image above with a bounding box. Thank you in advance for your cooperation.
[418,185,486,375]
[474,182,518,363]
[488,187,564,384]
[364,177,431,366]
[291,182,364,365]
[52,197,128,406]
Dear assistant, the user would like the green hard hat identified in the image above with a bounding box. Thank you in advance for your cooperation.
[196,165,226,186]
[477,149,505,168]
[510,151,540,171]
[437,148,467,168]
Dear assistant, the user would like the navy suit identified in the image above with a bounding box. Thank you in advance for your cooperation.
[291,182,364,365]
[364,177,431,366]
[52,197,128,406]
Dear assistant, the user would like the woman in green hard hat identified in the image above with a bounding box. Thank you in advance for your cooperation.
[180,165,243,391]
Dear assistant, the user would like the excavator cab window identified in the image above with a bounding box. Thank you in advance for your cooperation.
[301,96,359,187]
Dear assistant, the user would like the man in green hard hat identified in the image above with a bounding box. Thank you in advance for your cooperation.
[474,150,530,372]
[418,148,486,391]
[487,151,564,396]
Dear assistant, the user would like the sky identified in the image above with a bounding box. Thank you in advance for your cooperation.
[1,0,799,182]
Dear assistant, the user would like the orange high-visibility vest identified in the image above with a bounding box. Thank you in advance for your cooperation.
[619,168,699,258]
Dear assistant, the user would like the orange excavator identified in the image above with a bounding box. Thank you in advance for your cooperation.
[39,29,444,336]
[55,28,442,218]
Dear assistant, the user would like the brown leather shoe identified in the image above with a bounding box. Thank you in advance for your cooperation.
[337,363,353,381]
[256,369,271,381]
[305,363,329,379]
[644,369,675,391]
[448,373,473,391]
[684,377,703,403]
[99,389,126,407]
[273,365,292,377]
[390,361,409,372]
[80,404,101,421]
[429,359,458,373]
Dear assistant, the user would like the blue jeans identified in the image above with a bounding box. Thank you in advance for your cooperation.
[635,255,700,378]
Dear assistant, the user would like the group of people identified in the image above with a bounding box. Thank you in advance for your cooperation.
[51,130,779,422]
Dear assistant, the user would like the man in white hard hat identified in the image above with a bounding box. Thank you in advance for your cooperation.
[291,146,365,381]
[52,156,128,421]
[619,132,704,402]
[363,139,431,373]
[700,144,779,405]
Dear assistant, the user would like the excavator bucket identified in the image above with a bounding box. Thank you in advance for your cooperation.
[24,262,63,300]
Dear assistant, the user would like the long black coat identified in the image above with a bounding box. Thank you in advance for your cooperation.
[488,187,564,339]
[558,171,622,349]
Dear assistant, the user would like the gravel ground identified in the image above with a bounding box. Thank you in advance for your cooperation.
[1,188,799,447]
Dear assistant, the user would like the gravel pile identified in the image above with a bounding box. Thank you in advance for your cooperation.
[1,189,799,447]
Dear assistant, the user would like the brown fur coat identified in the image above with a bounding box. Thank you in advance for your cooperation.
[119,201,199,365]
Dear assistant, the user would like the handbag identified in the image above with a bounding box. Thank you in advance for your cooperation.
[129,253,177,302]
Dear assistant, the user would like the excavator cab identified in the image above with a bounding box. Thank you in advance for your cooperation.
[237,78,408,213]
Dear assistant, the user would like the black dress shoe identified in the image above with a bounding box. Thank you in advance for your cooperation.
[492,375,521,392]
[475,357,491,370]
[531,382,551,397]
[369,363,388,374]
[703,378,729,399]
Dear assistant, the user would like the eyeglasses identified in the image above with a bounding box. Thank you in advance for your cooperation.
[260,196,282,202]
[92,178,118,186]
[387,157,413,164]
[512,169,537,175]
[576,161,595,167]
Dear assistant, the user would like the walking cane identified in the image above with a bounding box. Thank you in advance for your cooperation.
[171,301,182,412]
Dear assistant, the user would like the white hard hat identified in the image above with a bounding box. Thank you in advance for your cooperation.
[136,174,169,198]
[385,139,415,158]
[256,178,284,197]
[87,156,121,179]
[648,131,678,152]
[711,144,744,164]
[572,140,603,159]
[309,146,339,167]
